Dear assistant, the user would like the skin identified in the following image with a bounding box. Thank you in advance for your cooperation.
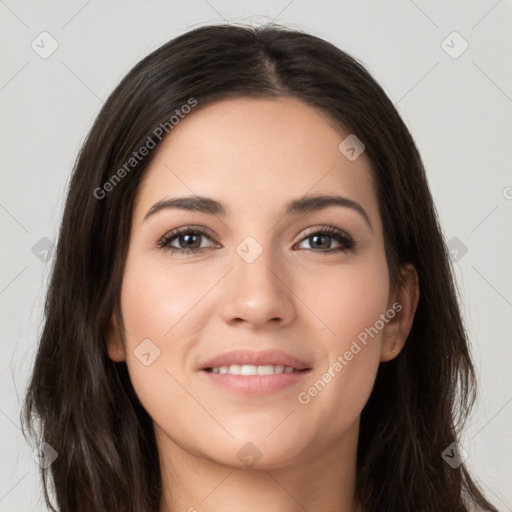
[106,96,419,512]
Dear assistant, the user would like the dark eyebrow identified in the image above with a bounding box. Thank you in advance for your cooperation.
[285,195,372,230]
[144,196,226,220]
[144,194,372,230]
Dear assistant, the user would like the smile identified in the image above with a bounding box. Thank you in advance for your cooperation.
[205,364,303,375]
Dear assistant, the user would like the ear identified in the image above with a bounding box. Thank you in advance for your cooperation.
[380,263,420,362]
[106,311,126,362]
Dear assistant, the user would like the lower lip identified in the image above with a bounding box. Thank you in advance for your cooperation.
[200,369,311,396]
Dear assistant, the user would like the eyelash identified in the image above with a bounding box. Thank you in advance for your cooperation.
[157,225,355,256]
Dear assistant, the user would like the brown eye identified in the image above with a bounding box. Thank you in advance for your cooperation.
[172,232,203,250]
[296,226,355,254]
[158,226,216,255]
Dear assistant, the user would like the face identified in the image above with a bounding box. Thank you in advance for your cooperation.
[107,96,417,471]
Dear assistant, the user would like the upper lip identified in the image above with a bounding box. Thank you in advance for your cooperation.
[200,349,311,371]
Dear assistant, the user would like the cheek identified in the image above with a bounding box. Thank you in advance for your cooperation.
[294,256,389,423]
[120,253,215,341]
[298,253,390,347]
[117,255,206,412]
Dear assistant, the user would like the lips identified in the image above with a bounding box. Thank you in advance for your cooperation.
[199,349,312,396]
[200,349,311,372]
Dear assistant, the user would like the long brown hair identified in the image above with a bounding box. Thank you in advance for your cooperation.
[21,23,498,511]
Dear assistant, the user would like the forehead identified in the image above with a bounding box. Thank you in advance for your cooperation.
[133,96,379,226]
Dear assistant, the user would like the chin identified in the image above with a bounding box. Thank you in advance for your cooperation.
[198,435,309,471]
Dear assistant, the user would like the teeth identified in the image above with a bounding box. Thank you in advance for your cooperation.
[210,364,297,375]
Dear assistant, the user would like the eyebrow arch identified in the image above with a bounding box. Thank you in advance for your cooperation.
[144,194,372,230]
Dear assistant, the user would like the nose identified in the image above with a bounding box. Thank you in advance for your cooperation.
[220,240,295,330]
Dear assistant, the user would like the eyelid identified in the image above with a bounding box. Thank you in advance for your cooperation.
[294,225,355,251]
[298,224,352,240]
[157,225,216,248]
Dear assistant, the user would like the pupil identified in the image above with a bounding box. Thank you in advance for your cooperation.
[312,235,329,249]
[183,234,199,248]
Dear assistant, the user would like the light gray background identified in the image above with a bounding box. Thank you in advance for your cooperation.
[1,1,511,510]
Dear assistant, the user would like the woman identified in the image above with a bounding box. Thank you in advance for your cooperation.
[21,23,498,512]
